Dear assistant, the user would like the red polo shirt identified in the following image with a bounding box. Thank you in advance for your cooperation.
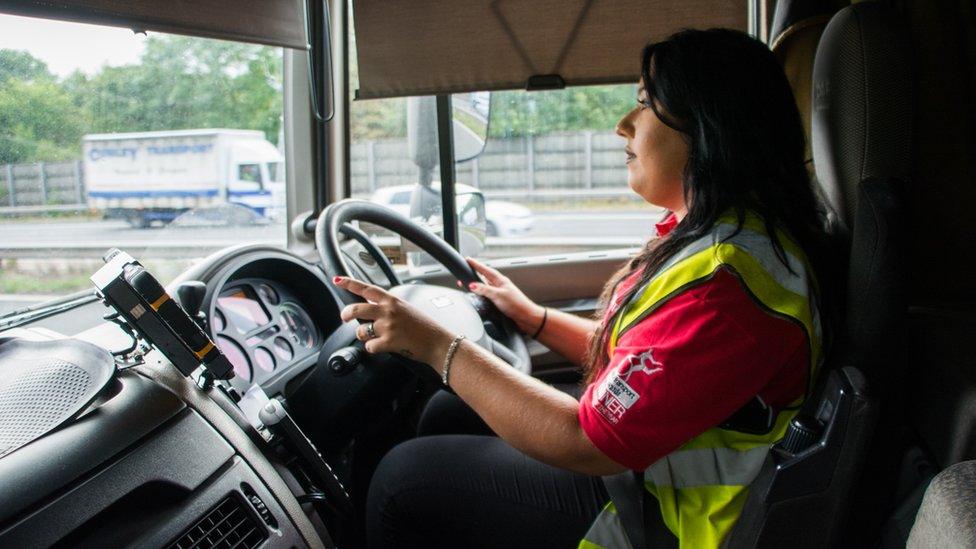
[578,214,810,470]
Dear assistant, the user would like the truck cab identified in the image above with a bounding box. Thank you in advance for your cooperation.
[0,1,973,548]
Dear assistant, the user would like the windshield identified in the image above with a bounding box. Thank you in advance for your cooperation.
[0,15,287,318]
[268,162,285,183]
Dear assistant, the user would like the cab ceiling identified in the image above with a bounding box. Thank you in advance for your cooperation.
[353,0,748,99]
[0,0,307,49]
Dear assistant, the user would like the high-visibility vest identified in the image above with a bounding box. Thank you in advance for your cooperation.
[579,213,822,549]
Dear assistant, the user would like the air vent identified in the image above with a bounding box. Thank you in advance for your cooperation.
[168,495,267,549]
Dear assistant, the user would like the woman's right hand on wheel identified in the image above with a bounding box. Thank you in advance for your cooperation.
[462,256,545,335]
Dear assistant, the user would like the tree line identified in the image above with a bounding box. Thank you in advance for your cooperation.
[0,36,282,165]
[1,33,637,165]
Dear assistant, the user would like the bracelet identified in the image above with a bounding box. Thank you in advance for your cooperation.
[441,334,467,386]
[531,307,548,339]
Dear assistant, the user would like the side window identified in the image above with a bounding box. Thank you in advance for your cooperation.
[471,85,659,260]
[267,162,284,182]
[348,87,657,264]
[238,163,263,183]
[0,15,287,307]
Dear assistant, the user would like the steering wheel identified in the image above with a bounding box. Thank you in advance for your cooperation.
[314,199,531,375]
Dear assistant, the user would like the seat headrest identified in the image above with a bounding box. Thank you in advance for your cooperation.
[811,2,912,230]
[770,0,837,50]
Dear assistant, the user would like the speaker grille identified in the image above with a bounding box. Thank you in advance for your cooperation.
[168,495,267,549]
[0,359,92,459]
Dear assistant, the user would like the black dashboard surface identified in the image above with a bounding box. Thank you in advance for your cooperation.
[0,247,347,548]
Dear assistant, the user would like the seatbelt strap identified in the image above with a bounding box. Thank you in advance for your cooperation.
[603,470,678,549]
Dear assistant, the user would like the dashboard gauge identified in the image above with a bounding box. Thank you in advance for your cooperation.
[257,283,279,305]
[281,305,316,349]
[245,325,279,347]
[217,286,271,334]
[216,335,251,382]
[273,337,293,361]
[254,347,276,373]
[211,308,226,332]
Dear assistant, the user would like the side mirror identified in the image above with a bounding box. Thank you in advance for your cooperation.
[407,92,491,178]
[451,92,490,162]
[407,97,439,184]
[455,190,487,258]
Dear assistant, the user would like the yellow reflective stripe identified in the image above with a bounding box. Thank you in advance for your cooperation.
[721,228,809,297]
[732,213,809,269]
[713,243,821,369]
[610,246,720,351]
[614,234,814,344]
[652,222,807,295]
[647,483,749,549]
[578,503,632,549]
[718,216,823,346]
[645,445,769,489]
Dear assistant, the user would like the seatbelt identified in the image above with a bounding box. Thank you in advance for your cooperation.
[603,470,678,549]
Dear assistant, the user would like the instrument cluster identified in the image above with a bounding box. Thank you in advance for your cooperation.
[210,278,320,389]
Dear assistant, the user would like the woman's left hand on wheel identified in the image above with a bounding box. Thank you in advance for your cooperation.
[334,276,452,366]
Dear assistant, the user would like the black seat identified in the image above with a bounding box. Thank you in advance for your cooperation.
[726,2,913,547]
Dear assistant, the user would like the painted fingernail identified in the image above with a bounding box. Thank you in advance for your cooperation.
[468,282,478,290]
[333,276,342,284]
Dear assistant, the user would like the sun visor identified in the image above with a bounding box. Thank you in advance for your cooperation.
[353,0,747,99]
[0,0,307,49]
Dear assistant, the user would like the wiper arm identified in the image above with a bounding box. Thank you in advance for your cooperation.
[0,288,100,331]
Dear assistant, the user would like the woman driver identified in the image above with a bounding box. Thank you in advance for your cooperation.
[334,28,833,548]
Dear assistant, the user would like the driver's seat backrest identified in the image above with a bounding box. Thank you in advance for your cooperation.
[812,1,914,541]
[726,2,912,546]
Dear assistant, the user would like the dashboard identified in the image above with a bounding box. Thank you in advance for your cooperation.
[0,244,424,549]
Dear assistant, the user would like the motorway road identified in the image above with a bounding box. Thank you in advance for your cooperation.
[0,210,663,315]
[1,209,664,253]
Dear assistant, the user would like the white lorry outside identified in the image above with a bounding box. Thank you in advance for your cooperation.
[83,129,284,227]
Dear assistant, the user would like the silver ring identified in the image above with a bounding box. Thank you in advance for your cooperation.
[365,322,377,340]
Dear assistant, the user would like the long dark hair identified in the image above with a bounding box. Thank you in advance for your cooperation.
[583,28,833,384]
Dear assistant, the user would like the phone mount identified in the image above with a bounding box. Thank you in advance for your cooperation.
[91,248,233,381]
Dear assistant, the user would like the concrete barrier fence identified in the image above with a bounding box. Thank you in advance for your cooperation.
[0,160,85,209]
[349,130,628,195]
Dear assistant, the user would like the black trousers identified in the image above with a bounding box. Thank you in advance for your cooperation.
[365,388,609,548]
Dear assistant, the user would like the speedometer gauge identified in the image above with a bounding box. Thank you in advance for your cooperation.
[273,337,293,360]
[257,283,279,305]
[216,335,251,381]
[281,305,315,349]
[254,347,276,372]
[211,309,226,332]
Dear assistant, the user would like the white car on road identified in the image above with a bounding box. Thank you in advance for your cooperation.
[369,184,534,237]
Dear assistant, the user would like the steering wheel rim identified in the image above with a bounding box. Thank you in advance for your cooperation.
[314,199,530,375]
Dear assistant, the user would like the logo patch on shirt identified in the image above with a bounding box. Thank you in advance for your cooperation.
[593,349,663,424]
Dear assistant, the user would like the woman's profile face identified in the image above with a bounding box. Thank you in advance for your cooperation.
[615,82,689,218]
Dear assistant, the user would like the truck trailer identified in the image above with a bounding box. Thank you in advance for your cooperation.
[83,129,284,227]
